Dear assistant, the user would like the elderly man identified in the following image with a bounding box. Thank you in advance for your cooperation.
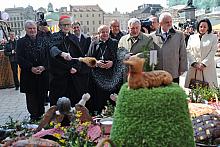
[16,20,49,121]
[49,15,90,107]
[151,12,187,83]
[118,18,154,71]
[109,19,124,41]
[72,21,91,55]
[87,25,120,114]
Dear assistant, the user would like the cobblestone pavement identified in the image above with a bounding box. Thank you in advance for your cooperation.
[0,88,29,126]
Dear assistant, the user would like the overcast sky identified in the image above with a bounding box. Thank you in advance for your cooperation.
[0,0,167,13]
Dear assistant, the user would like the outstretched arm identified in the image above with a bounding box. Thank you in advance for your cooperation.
[35,106,57,132]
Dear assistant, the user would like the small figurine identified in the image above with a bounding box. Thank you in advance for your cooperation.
[35,93,92,132]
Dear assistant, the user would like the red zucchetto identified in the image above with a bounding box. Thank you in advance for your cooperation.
[59,15,71,21]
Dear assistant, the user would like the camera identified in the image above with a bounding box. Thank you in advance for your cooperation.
[36,12,48,26]
[140,18,152,33]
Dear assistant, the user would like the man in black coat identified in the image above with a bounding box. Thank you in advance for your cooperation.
[72,21,91,55]
[4,31,20,90]
[49,15,90,107]
[16,20,49,121]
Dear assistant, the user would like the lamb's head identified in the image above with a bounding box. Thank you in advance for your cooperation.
[123,55,145,73]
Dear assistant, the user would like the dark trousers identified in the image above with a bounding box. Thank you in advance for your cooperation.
[25,92,46,120]
[173,77,179,84]
[10,62,19,88]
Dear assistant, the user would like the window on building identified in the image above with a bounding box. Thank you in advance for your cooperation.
[14,23,17,27]
[18,23,20,27]
[11,23,13,27]
[86,14,89,17]
[99,14,101,17]
[92,14,94,17]
[93,27,95,32]
[99,21,101,25]
[80,21,83,25]
[92,21,95,25]
[17,17,19,20]
[14,17,16,21]
[74,14,76,17]
[87,27,89,32]
[87,21,89,25]
[80,14,82,17]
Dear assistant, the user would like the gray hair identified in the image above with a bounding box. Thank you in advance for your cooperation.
[97,25,109,33]
[110,19,120,25]
[128,18,141,27]
[24,20,36,29]
[57,97,71,115]
[159,12,172,23]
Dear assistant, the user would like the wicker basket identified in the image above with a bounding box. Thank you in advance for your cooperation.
[0,50,14,88]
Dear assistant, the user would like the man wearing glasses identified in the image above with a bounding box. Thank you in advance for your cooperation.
[49,15,90,107]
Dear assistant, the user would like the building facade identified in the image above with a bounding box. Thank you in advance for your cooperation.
[5,6,35,36]
[60,5,104,35]
[104,8,129,32]
[129,4,163,19]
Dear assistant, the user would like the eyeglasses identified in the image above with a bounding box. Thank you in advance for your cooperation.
[60,24,71,27]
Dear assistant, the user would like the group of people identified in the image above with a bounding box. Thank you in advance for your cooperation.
[4,11,219,121]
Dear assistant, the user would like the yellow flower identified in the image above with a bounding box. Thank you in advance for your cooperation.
[82,121,91,127]
[63,128,67,133]
[49,121,54,126]
[59,139,66,144]
[75,118,80,123]
[75,111,82,118]
[53,133,61,139]
[54,123,61,128]
[79,131,84,136]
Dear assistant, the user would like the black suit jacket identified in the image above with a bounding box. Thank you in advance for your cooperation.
[79,34,91,56]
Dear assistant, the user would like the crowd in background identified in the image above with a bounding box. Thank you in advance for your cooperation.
[2,11,220,120]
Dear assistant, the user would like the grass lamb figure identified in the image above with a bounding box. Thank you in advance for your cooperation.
[123,55,173,89]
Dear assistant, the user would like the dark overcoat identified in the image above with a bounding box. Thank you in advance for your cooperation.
[16,34,49,93]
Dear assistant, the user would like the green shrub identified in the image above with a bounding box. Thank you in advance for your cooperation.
[110,83,195,147]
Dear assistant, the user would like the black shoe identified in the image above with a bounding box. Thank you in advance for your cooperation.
[15,87,19,90]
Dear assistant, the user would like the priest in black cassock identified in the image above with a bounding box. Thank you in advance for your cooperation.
[49,15,90,107]
[87,25,123,114]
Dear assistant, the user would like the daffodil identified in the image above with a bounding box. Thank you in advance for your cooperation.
[82,121,91,127]
[49,121,54,126]
[59,139,66,144]
[54,123,61,128]
[53,133,61,139]
[76,111,82,118]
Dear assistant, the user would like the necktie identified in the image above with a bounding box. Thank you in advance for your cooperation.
[163,32,168,40]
